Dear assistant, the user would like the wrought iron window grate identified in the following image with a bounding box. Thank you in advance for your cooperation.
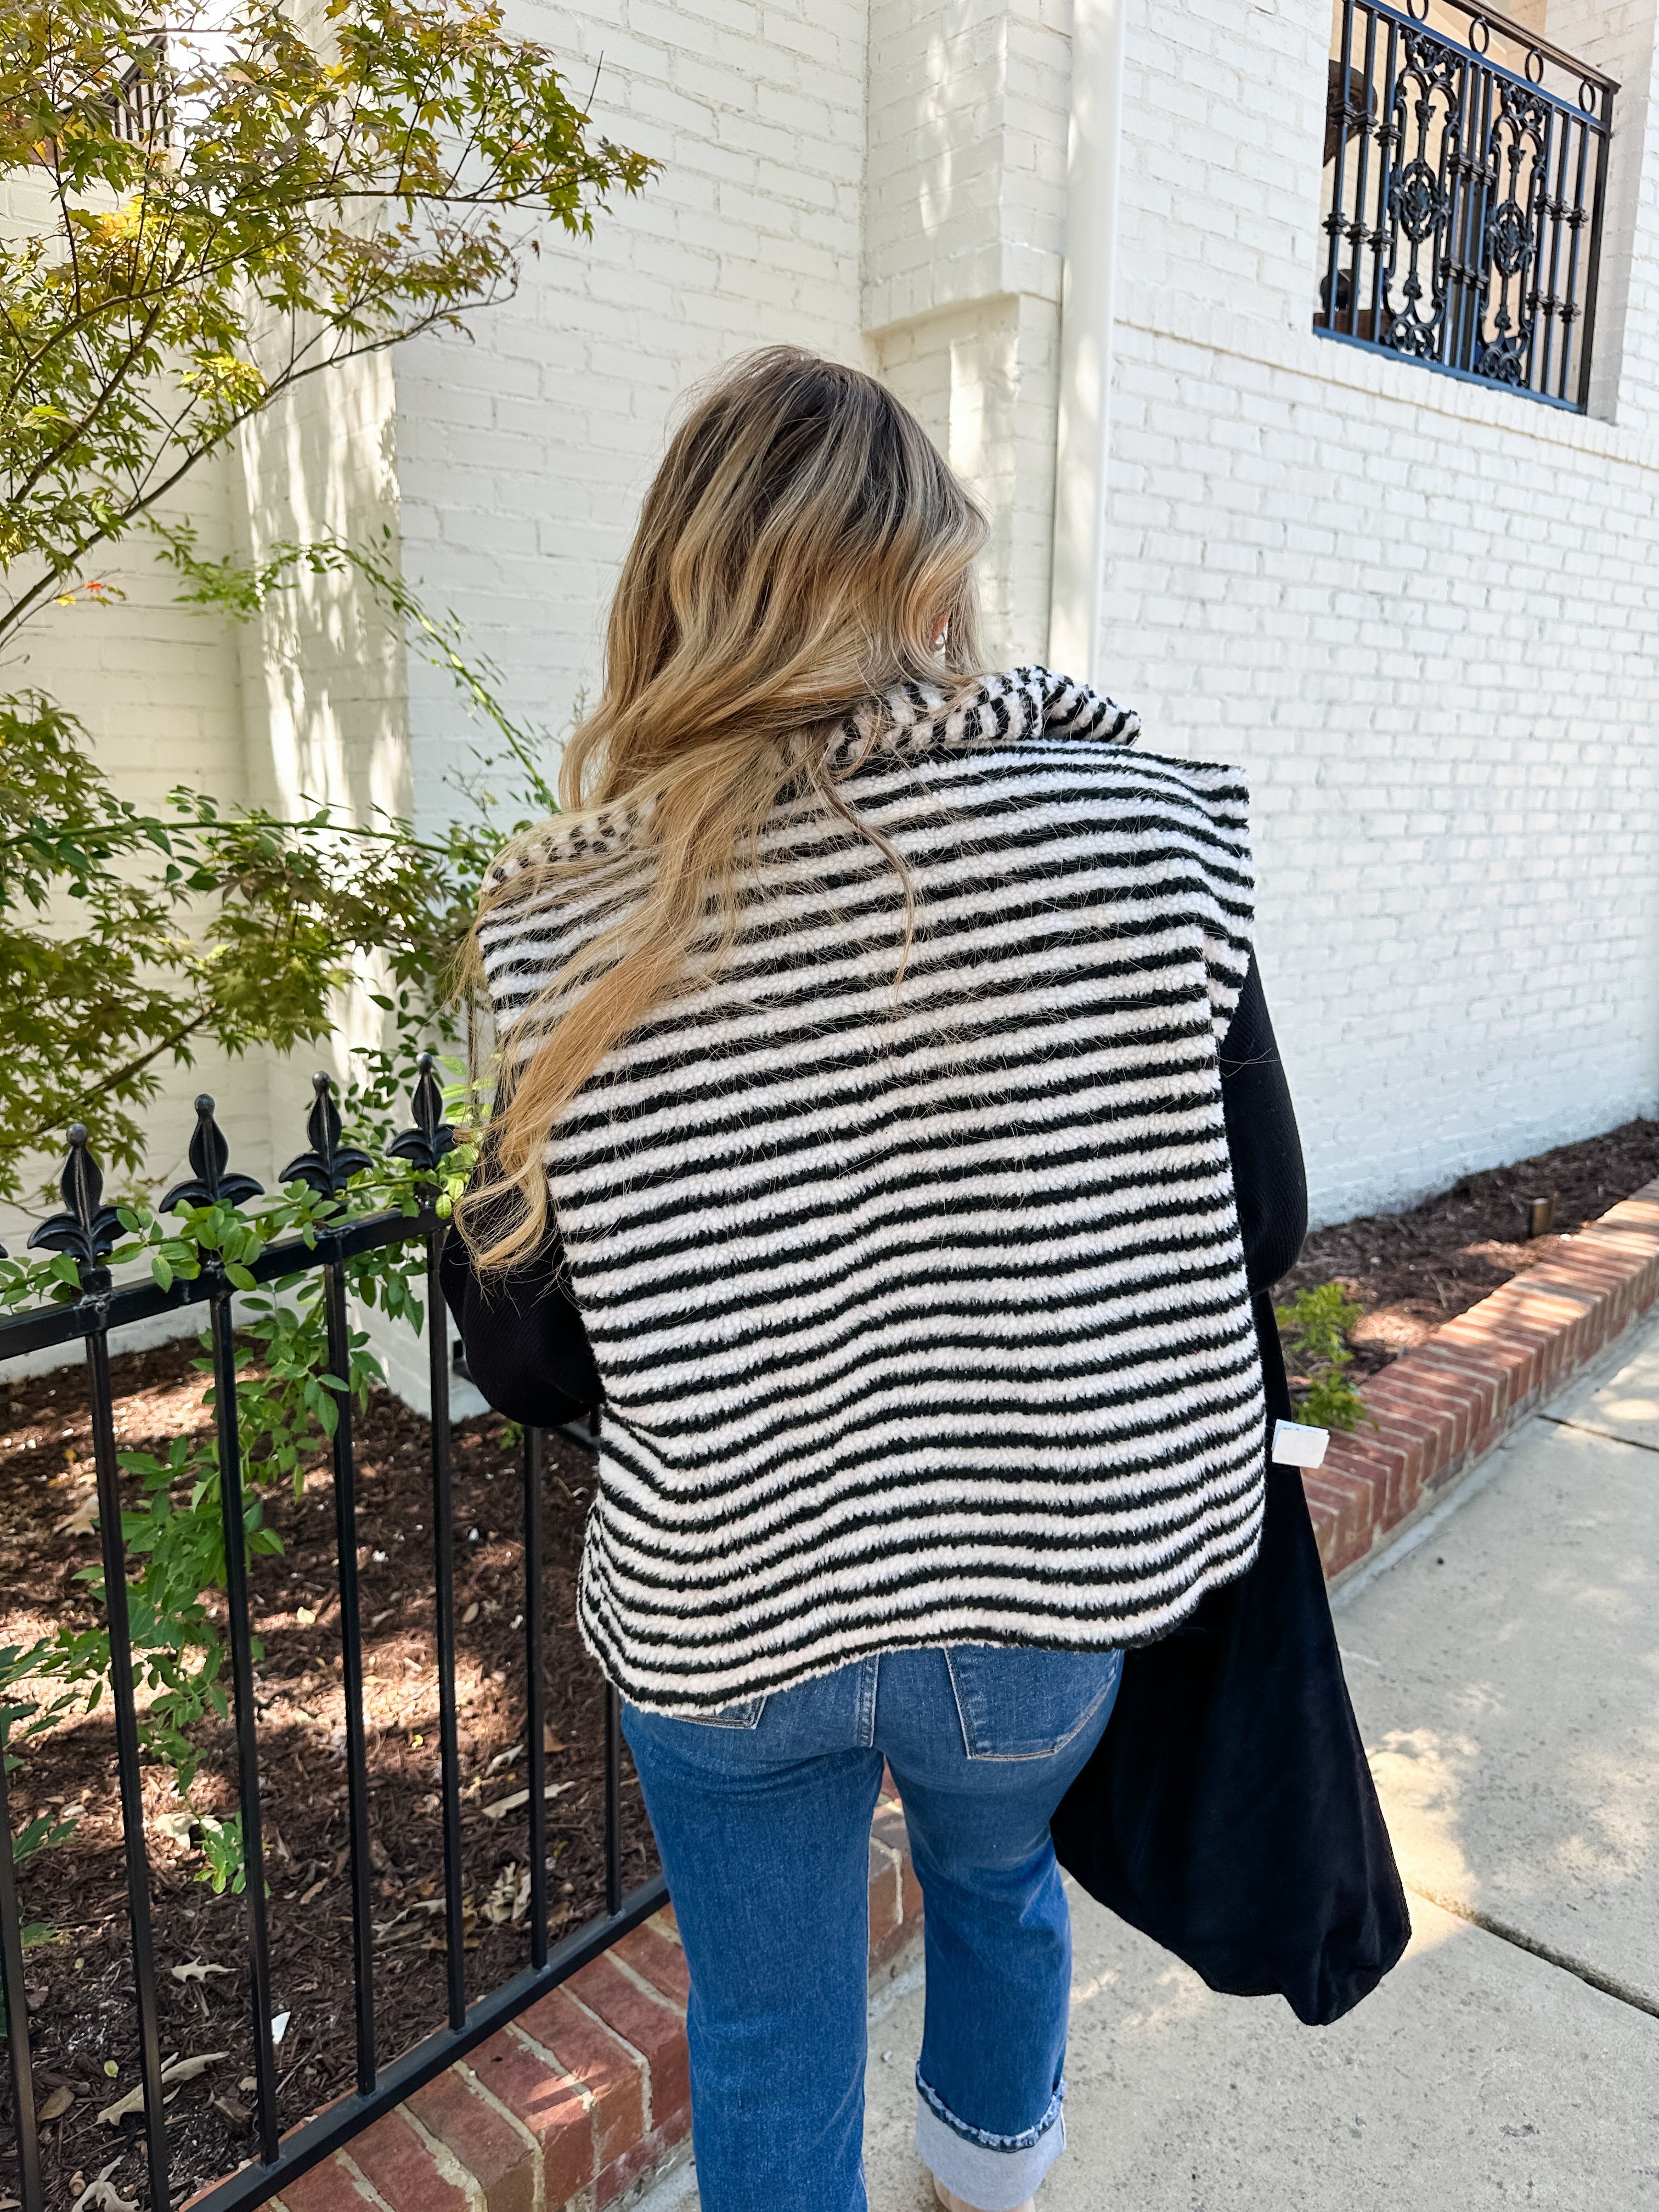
[0,1071,664,2212]
[1316,0,1616,410]
[105,40,168,146]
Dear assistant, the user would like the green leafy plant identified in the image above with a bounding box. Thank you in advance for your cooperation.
[2,0,651,647]
[1,1121,479,1891]
[197,1812,249,1899]
[1274,1282,1373,1434]
[0,0,642,1200]
[0,675,534,1206]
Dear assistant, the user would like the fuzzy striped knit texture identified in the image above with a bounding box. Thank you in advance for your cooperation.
[479,667,1265,1713]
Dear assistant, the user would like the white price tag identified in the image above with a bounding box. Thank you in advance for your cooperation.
[1272,1418,1329,1469]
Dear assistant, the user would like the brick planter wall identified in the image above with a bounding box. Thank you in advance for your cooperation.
[1306,1180,1659,1582]
[248,1776,921,2212]
[246,1180,1659,2212]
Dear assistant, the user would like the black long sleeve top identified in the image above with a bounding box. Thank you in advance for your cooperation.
[440,957,1308,1430]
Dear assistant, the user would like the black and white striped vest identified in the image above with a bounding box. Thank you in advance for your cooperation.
[480,668,1264,1713]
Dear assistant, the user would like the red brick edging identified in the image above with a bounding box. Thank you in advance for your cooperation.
[248,1180,1659,2212]
[1306,1178,1659,1580]
[250,1783,918,2212]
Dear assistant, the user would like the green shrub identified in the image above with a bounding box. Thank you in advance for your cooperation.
[1273,1281,1373,1434]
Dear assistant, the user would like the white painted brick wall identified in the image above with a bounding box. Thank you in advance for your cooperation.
[1549,0,1659,431]
[1105,0,1659,1224]
[0,440,277,1252]
[392,0,871,830]
[232,353,412,1159]
[862,1,1072,661]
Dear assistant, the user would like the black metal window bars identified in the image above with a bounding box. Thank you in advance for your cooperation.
[0,1067,665,2212]
[105,39,169,146]
[1317,0,1616,410]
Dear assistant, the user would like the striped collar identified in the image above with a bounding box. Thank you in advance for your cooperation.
[487,665,1140,885]
[832,664,1139,765]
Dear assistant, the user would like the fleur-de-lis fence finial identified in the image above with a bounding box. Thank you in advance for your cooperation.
[389,1053,456,1176]
[27,1125,126,1293]
[160,1095,266,1215]
[280,1072,375,1197]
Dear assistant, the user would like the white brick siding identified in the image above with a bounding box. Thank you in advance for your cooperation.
[0,443,274,1247]
[1106,0,1659,1221]
[391,0,871,828]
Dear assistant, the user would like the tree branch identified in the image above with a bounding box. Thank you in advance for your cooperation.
[23,1011,210,1153]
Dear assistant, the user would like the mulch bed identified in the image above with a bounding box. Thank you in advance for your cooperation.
[2,1113,1656,2209]
[0,1341,653,2212]
[1276,1116,1659,1374]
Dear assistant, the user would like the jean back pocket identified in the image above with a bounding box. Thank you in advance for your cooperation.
[945,1645,1122,1760]
[682,1696,768,1730]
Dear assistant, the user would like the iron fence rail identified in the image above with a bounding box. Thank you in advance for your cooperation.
[1317,0,1615,410]
[0,1071,664,2212]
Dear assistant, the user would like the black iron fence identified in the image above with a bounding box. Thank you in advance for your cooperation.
[0,1069,664,2212]
[1317,0,1616,409]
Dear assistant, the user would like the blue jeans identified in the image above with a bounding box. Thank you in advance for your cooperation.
[623,1644,1123,2212]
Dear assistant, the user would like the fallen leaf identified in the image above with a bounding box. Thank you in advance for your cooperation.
[70,2159,136,2212]
[298,1879,327,1905]
[543,1729,566,1754]
[54,1494,99,1537]
[481,1781,574,1822]
[171,1960,232,1987]
[238,2076,256,2093]
[160,2053,221,2086]
[97,2053,225,2126]
[482,1863,532,1926]
[461,1601,479,1624]
[37,2085,73,2121]
[368,1837,391,1875]
[486,1745,523,1775]
[211,2092,250,2135]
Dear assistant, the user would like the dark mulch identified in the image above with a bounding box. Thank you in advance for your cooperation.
[0,1339,653,2212]
[1276,1117,1659,1375]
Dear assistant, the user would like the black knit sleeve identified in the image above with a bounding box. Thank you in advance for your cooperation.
[438,1207,602,1430]
[1219,956,1308,1293]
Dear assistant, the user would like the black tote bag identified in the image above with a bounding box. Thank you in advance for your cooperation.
[1049,1292,1411,2027]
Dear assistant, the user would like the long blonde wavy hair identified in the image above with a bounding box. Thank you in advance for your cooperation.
[459,345,989,1273]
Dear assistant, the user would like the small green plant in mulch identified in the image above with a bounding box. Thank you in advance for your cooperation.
[1274,1282,1374,1434]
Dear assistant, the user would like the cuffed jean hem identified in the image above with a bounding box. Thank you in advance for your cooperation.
[914,2075,1066,2211]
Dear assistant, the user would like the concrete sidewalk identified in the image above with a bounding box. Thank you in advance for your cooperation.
[855,1320,1659,2211]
